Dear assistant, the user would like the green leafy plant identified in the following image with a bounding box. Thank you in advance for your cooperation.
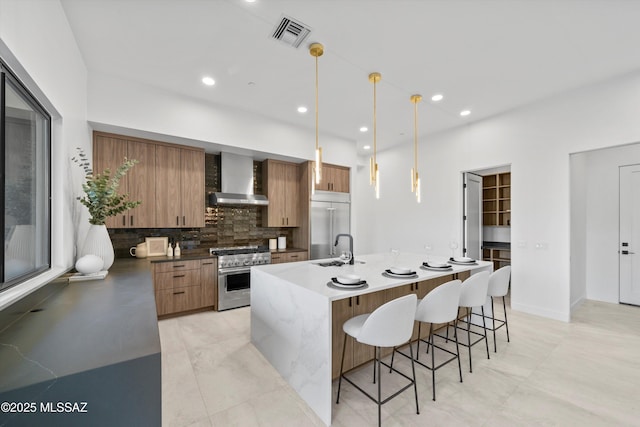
[72,147,141,225]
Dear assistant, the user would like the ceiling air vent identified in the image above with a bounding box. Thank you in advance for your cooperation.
[271,15,311,48]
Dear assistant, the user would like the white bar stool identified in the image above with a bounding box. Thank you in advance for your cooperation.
[336,294,419,427]
[390,279,463,401]
[483,265,511,352]
[455,271,490,373]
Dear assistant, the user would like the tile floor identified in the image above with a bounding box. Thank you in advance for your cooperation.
[159,300,640,426]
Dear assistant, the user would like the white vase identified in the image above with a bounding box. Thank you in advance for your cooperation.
[80,224,114,270]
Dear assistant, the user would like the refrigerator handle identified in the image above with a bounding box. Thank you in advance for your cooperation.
[328,207,335,256]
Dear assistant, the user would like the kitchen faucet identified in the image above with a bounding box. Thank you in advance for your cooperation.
[334,234,354,265]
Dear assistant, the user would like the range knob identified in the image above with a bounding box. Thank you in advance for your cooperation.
[243,259,251,266]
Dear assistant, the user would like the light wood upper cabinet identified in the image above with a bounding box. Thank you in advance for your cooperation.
[263,159,300,227]
[155,145,205,228]
[315,163,350,193]
[127,141,156,228]
[180,149,205,227]
[93,131,204,229]
[155,145,182,227]
[93,134,156,228]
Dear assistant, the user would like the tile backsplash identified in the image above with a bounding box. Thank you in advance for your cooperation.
[109,154,293,258]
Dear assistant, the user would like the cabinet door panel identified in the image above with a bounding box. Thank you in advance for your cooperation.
[127,141,156,227]
[155,287,201,316]
[181,149,205,227]
[285,163,300,226]
[332,167,350,193]
[201,260,217,309]
[263,160,299,227]
[155,269,201,290]
[93,135,128,229]
[155,145,182,227]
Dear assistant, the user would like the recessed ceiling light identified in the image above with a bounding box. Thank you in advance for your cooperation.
[460,110,471,117]
[297,106,308,113]
[363,145,371,150]
[202,76,215,86]
[360,126,368,132]
[431,94,443,102]
[245,0,257,3]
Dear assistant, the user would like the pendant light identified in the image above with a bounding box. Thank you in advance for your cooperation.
[309,43,324,185]
[369,72,381,199]
[410,94,422,203]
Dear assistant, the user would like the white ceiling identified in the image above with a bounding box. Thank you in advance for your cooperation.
[61,0,640,154]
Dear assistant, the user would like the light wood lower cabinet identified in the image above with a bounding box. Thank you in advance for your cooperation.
[331,273,468,380]
[200,259,217,309]
[271,250,308,264]
[153,258,217,317]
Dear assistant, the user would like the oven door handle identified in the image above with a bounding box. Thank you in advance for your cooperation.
[219,266,252,275]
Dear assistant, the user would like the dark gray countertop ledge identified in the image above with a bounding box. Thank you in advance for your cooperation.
[0,258,160,393]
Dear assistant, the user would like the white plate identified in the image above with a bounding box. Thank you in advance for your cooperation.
[426,261,448,268]
[330,281,367,289]
[336,274,362,285]
[421,265,452,271]
[390,266,412,274]
[453,257,475,263]
[385,271,417,278]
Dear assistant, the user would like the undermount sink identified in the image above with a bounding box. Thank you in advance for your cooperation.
[316,260,345,267]
[315,260,366,267]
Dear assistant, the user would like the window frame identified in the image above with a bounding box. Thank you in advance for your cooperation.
[0,58,52,292]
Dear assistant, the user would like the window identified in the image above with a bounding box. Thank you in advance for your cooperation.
[1,60,51,291]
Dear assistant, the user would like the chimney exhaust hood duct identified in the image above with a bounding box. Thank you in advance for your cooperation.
[209,152,269,206]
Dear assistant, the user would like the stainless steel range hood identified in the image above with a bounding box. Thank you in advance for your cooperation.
[208,152,269,206]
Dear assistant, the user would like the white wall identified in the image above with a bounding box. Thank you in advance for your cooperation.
[87,72,357,166]
[0,0,88,308]
[356,71,640,322]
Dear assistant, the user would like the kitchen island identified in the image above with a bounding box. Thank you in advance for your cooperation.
[251,253,492,426]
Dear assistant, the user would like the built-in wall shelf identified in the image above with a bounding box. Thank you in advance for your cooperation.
[483,172,511,226]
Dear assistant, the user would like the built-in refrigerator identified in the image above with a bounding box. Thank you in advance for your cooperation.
[310,191,351,260]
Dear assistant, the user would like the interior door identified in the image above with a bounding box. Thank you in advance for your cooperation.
[464,173,483,260]
[620,164,640,305]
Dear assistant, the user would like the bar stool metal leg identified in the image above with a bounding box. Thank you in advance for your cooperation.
[503,296,510,342]
[336,333,348,404]
[481,306,490,360]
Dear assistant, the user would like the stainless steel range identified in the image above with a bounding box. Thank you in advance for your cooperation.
[210,246,271,311]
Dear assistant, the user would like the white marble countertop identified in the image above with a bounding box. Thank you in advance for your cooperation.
[252,252,493,301]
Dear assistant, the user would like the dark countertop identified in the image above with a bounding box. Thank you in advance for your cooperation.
[0,258,160,393]
[0,259,161,426]
[147,253,217,263]
[483,241,511,250]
